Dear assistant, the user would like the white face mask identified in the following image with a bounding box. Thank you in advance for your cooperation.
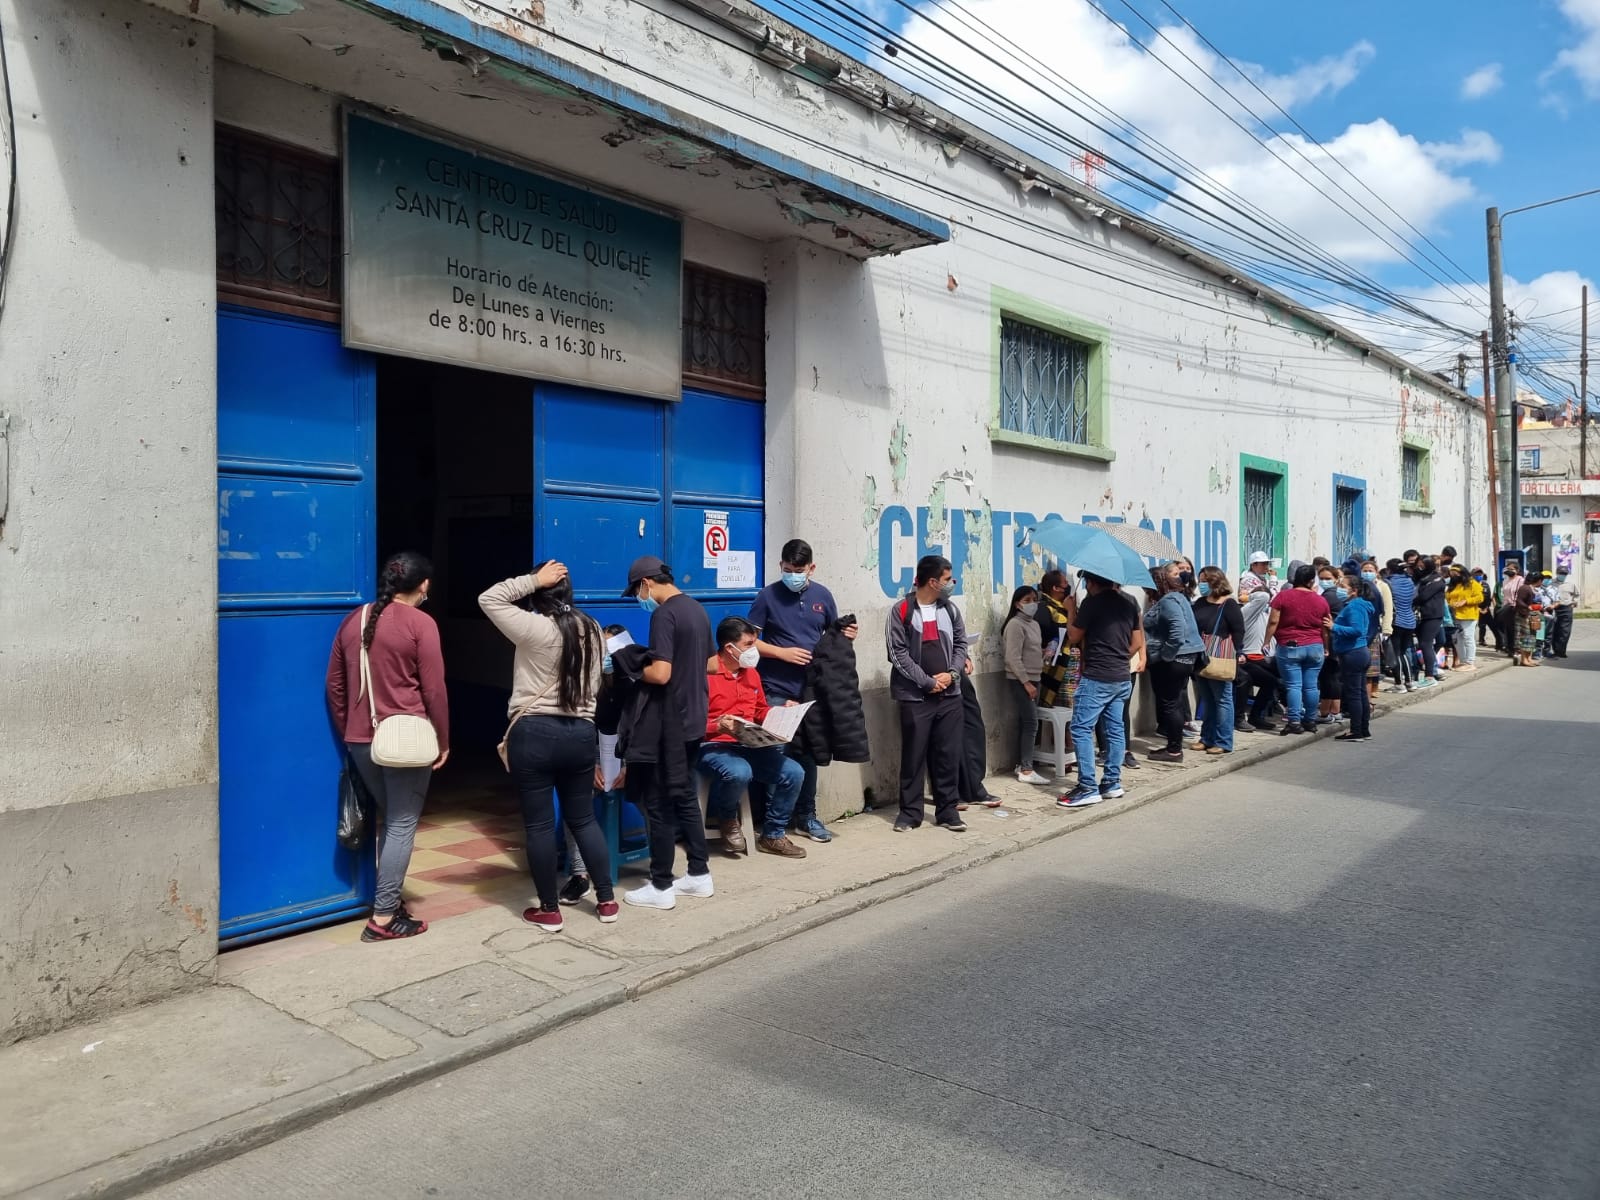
[734,644,760,669]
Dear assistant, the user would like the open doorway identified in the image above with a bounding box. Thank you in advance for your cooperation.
[376,357,532,804]
[1522,524,1548,576]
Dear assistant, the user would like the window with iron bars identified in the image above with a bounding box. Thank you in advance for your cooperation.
[1243,469,1278,560]
[682,265,765,399]
[1401,446,1423,504]
[215,126,340,319]
[999,317,1092,446]
[1335,486,1362,562]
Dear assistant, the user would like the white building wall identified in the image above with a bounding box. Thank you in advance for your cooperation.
[0,0,217,1042]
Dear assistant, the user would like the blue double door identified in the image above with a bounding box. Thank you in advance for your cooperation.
[216,307,763,945]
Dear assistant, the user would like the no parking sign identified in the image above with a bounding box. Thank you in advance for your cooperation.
[702,510,728,568]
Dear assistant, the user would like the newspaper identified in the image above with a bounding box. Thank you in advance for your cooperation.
[725,701,815,749]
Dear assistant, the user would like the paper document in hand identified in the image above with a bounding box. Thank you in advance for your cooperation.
[727,701,814,748]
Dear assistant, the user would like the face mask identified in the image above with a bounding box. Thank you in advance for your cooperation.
[638,594,658,615]
[1319,579,1335,592]
[1178,570,1194,588]
[734,645,760,669]
[781,571,809,593]
[938,581,955,600]
[1557,575,1568,583]
[602,654,613,674]
[1334,587,1348,599]
[1019,601,1039,617]
[1361,571,1376,583]
[1196,581,1211,598]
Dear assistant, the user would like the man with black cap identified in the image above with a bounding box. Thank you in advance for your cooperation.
[618,555,715,911]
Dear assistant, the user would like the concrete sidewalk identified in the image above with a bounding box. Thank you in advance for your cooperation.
[2,657,1511,1200]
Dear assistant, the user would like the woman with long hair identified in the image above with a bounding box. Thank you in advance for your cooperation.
[1142,560,1205,762]
[326,551,449,942]
[1001,585,1049,784]
[1190,567,1244,755]
[1332,566,1378,742]
[1035,569,1076,708]
[480,560,616,931]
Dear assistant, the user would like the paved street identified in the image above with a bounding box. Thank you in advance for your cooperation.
[145,631,1600,1200]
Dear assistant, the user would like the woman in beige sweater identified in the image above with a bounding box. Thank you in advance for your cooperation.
[480,561,614,932]
[1001,585,1048,785]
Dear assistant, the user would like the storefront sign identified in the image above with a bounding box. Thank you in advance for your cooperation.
[343,112,683,400]
[1520,480,1600,496]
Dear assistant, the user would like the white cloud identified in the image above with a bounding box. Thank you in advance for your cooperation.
[1459,63,1503,100]
[878,1,1497,269]
[1547,0,1600,98]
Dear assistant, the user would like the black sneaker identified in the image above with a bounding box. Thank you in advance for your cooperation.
[1279,722,1304,736]
[1058,784,1104,809]
[1122,754,1142,770]
[893,819,916,833]
[1234,720,1252,733]
[559,874,591,906]
[1249,717,1278,732]
[938,819,969,833]
[1147,748,1183,763]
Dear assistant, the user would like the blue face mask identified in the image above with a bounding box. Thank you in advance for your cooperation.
[781,571,809,593]
[1319,579,1336,592]
[1361,571,1376,583]
[1196,581,1211,597]
[638,595,658,615]
[602,654,613,674]
[1335,587,1348,599]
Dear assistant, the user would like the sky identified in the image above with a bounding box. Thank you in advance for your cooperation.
[767,0,1599,404]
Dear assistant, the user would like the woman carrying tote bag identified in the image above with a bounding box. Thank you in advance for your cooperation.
[1190,567,1245,755]
[325,551,450,942]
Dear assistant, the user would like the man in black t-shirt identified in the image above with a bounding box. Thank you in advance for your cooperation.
[619,556,714,912]
[1061,572,1145,809]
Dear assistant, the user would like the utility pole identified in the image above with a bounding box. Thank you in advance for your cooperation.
[1486,207,1519,551]
[1482,331,1500,553]
[1582,285,1589,481]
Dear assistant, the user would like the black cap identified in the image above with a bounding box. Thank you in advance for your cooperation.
[622,555,667,596]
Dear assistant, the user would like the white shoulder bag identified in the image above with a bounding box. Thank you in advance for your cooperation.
[359,605,441,768]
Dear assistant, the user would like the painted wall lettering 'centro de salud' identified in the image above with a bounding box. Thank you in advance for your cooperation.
[342,112,684,400]
[875,507,1229,597]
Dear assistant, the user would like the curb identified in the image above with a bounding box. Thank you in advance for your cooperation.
[18,656,1512,1200]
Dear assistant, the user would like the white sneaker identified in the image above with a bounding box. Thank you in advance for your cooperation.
[623,883,676,910]
[672,873,715,899]
[1183,721,1201,736]
[1016,769,1051,785]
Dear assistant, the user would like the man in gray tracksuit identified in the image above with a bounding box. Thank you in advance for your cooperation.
[885,554,970,834]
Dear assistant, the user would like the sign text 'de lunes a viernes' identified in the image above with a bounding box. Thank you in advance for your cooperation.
[343,113,683,399]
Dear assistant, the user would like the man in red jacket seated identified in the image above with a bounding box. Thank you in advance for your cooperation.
[699,616,807,860]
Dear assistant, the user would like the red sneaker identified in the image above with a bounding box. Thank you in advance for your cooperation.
[596,900,620,924]
[522,906,564,933]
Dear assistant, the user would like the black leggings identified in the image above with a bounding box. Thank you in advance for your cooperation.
[1415,617,1442,679]
[1389,628,1415,686]
[1148,660,1194,750]
[507,716,614,908]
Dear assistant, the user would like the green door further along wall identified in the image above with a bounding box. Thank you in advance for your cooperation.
[1239,453,1289,571]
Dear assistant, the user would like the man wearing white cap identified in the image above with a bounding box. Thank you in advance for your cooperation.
[1236,553,1280,730]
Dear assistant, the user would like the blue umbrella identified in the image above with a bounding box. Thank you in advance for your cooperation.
[1025,518,1160,588]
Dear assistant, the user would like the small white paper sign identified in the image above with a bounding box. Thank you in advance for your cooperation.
[716,549,756,589]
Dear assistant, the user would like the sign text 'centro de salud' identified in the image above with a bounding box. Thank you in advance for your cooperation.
[343,113,683,400]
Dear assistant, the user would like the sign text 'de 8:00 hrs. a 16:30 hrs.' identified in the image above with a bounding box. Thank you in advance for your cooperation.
[342,112,683,401]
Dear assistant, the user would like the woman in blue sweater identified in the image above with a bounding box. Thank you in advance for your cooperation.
[1331,566,1378,742]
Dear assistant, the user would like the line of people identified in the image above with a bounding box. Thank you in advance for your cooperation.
[325,540,869,941]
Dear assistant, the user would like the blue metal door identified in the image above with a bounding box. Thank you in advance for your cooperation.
[217,306,377,946]
[533,383,763,640]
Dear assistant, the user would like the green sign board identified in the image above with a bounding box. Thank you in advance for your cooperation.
[343,112,683,400]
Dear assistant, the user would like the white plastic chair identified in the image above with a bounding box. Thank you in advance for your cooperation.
[1034,705,1078,780]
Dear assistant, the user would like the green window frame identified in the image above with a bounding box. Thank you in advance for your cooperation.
[989,287,1112,462]
[1400,435,1433,514]
[1239,453,1289,572]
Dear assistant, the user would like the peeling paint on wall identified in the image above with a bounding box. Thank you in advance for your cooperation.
[860,474,880,571]
[926,480,948,542]
[888,420,908,489]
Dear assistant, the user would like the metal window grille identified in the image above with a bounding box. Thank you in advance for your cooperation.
[682,264,766,399]
[1243,469,1277,559]
[999,317,1092,445]
[215,126,340,319]
[1401,447,1422,503]
[1335,486,1362,562]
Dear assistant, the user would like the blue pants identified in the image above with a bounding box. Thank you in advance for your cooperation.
[699,743,803,840]
[1195,676,1234,751]
[1277,643,1325,725]
[1340,646,1372,737]
[1072,677,1133,790]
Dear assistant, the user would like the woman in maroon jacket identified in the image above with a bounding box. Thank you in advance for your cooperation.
[326,551,450,941]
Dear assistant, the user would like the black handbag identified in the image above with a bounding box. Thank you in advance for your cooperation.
[337,761,371,850]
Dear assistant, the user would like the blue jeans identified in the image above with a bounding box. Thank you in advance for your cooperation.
[1071,677,1133,790]
[1277,643,1325,725]
[699,743,803,840]
[1195,676,1234,751]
